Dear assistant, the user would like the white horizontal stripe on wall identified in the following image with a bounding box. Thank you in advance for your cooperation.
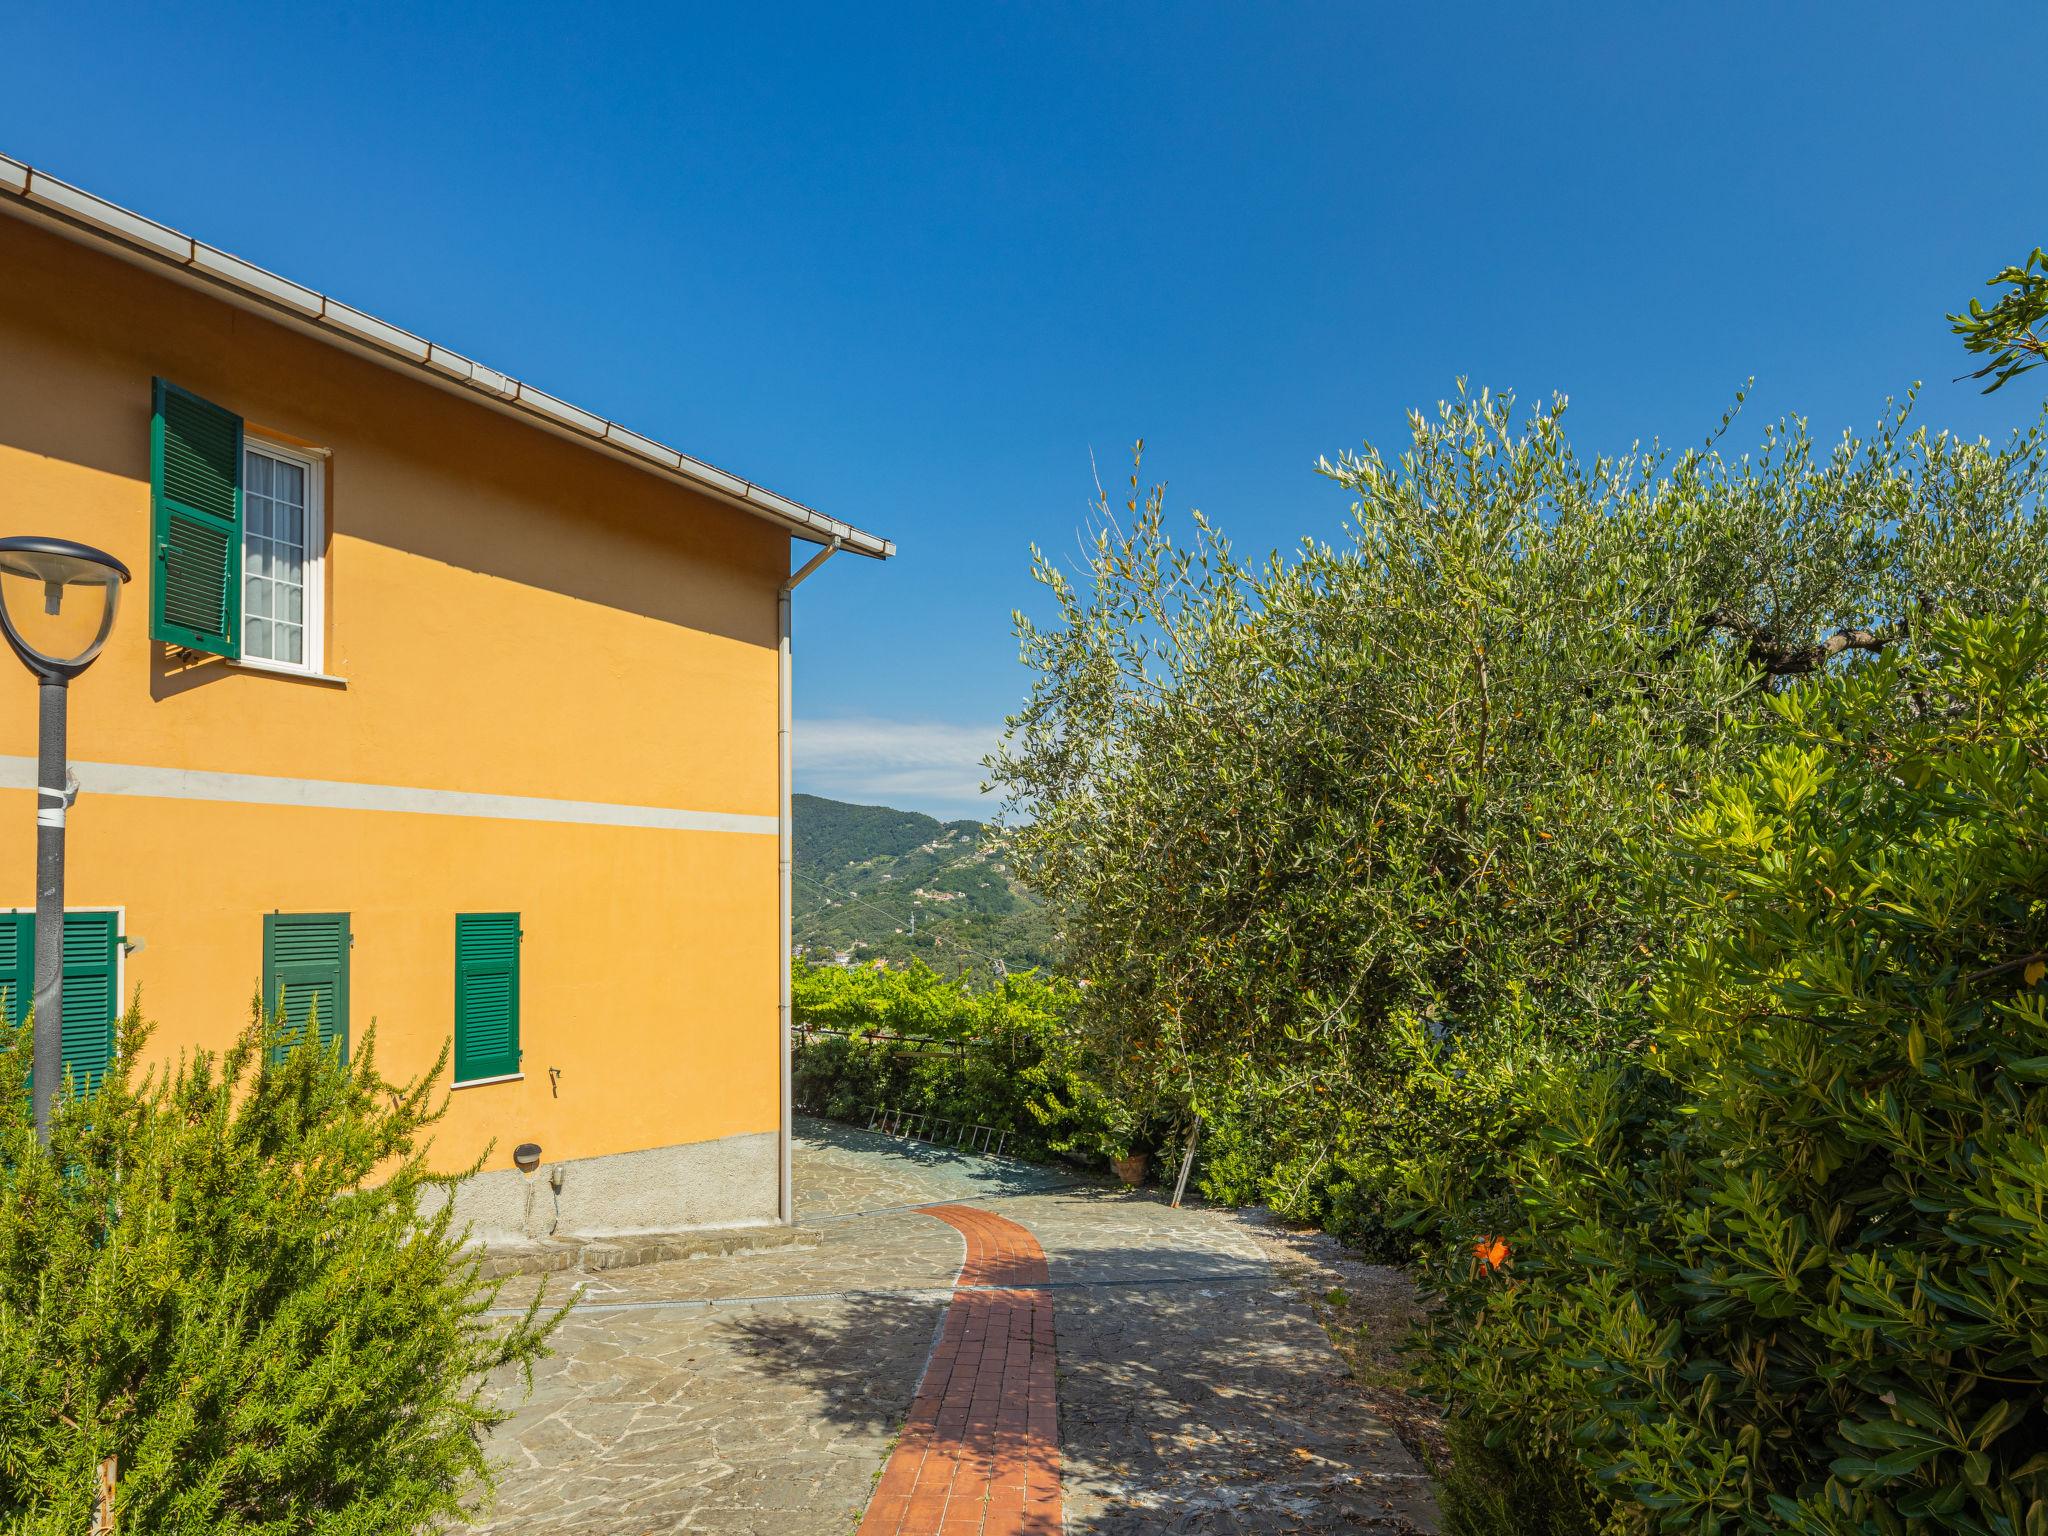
[0,757,777,836]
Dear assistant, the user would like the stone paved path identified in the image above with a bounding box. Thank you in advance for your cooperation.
[467,1120,1439,1534]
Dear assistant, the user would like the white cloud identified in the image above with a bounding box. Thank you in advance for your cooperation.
[793,717,1004,816]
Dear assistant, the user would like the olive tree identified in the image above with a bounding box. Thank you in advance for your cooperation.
[990,388,2048,1238]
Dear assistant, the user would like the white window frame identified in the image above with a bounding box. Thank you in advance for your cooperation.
[238,436,326,679]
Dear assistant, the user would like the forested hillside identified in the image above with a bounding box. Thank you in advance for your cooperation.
[791,794,1057,979]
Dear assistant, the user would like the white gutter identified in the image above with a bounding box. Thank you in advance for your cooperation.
[777,538,841,1223]
[0,153,893,560]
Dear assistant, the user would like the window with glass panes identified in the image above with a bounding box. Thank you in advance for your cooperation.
[242,440,321,670]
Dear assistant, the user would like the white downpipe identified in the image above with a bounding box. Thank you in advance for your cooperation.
[778,539,840,1223]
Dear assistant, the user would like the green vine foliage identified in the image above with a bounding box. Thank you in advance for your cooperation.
[990,389,2048,1248]
[0,1009,562,1534]
[1418,609,2048,1535]
[791,960,1156,1164]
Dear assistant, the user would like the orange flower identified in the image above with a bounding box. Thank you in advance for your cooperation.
[1473,1236,1510,1272]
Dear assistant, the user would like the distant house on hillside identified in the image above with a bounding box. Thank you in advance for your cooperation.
[0,155,893,1240]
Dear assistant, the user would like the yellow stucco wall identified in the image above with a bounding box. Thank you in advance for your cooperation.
[0,212,787,1174]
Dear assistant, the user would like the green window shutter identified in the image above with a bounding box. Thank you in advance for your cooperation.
[454,913,520,1082]
[59,911,119,1094]
[150,378,242,657]
[263,913,349,1062]
[0,912,30,1029]
[1,912,25,1096]
[1,912,119,1093]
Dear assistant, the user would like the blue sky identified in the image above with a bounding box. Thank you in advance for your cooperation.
[5,3,2044,816]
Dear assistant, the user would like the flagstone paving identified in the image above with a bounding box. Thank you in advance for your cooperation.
[466,1119,1440,1535]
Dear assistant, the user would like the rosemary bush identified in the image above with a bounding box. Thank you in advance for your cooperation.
[0,1010,560,1534]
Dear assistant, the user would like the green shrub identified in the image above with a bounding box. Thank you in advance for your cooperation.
[0,1007,560,1534]
[1329,1002,1587,1258]
[1188,999,1641,1258]
[791,960,1158,1164]
[1435,1413,1608,1536]
[1420,609,2048,1534]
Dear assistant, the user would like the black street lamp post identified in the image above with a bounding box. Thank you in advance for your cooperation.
[0,537,130,1143]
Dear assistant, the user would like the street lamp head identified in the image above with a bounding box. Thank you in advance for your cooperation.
[0,536,131,679]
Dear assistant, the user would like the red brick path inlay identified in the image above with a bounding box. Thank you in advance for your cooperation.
[855,1204,1063,1536]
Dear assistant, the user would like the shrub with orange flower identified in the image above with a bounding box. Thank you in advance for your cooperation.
[1472,1235,1509,1272]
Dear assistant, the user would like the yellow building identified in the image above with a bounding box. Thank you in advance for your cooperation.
[0,155,892,1240]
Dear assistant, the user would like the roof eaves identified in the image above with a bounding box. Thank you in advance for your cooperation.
[0,153,894,560]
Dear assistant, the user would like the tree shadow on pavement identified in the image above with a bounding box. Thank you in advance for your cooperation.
[718,1290,952,1438]
[721,1236,1441,1535]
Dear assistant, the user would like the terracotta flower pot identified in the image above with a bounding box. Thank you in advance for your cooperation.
[1111,1151,1150,1186]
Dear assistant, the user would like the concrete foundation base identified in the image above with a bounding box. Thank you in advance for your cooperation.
[427,1129,780,1244]
[475,1221,820,1279]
